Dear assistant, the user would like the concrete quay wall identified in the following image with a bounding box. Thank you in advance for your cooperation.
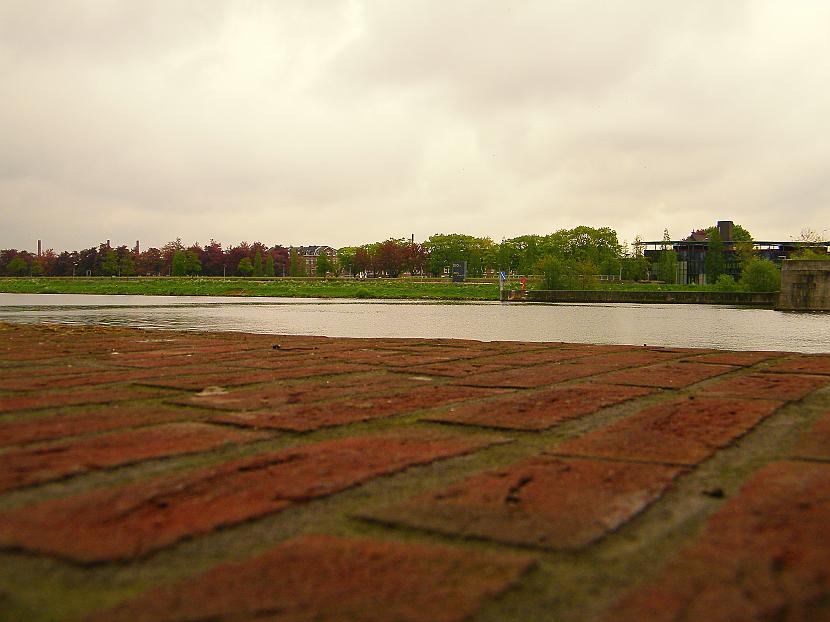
[778,260,830,311]
[506,289,778,306]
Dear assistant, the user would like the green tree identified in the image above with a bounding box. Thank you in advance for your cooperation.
[622,236,649,280]
[185,251,201,275]
[100,249,119,276]
[265,254,276,276]
[316,251,332,276]
[171,250,188,276]
[536,255,580,290]
[119,253,135,277]
[5,256,27,276]
[740,260,781,292]
[537,255,570,290]
[253,250,263,277]
[289,248,305,276]
[30,260,45,276]
[656,229,678,283]
[423,234,497,277]
[705,229,725,283]
[237,257,254,276]
[337,247,356,276]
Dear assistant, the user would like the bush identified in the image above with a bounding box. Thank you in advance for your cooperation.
[5,256,28,276]
[354,287,371,298]
[791,249,830,260]
[537,256,573,290]
[740,260,781,292]
[237,257,254,277]
[536,256,599,290]
[714,274,737,292]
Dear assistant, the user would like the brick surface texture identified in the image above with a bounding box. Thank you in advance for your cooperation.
[0,321,829,621]
[363,456,684,549]
[0,423,266,492]
[88,535,535,622]
[0,429,500,562]
[608,461,830,622]
[554,395,782,465]
[424,383,653,430]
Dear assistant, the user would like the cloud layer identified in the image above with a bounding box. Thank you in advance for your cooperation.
[1,0,828,251]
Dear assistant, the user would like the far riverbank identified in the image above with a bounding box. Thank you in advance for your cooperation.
[0,277,773,303]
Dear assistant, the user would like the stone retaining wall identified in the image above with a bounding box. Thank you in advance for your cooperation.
[778,259,830,311]
[506,289,778,306]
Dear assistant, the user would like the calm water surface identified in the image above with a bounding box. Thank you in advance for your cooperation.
[0,293,828,353]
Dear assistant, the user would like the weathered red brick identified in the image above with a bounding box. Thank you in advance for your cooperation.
[0,368,89,391]
[105,353,231,368]
[706,372,830,401]
[608,461,830,622]
[764,355,830,376]
[689,351,784,367]
[211,385,503,431]
[0,403,212,447]
[473,348,596,366]
[103,344,244,362]
[0,367,171,391]
[363,456,683,549]
[424,383,653,430]
[230,348,400,368]
[0,429,501,561]
[87,535,534,622]
[791,411,830,461]
[456,360,622,389]
[395,361,516,378]
[172,372,427,411]
[0,423,266,492]
[577,350,689,368]
[601,362,737,389]
[149,363,375,390]
[554,396,782,465]
[0,386,173,414]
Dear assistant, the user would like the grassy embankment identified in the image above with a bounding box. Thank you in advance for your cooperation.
[0,277,500,300]
[0,276,734,301]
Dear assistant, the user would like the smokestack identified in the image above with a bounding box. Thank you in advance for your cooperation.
[135,240,140,254]
[37,240,42,257]
[106,239,111,248]
[716,221,733,242]
[411,233,414,244]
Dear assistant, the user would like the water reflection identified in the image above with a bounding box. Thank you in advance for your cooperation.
[0,293,827,353]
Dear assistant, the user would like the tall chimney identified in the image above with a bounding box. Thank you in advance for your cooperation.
[717,221,733,241]
[106,239,111,248]
[135,240,140,255]
[37,240,42,257]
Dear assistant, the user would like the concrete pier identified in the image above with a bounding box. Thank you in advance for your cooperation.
[778,259,830,311]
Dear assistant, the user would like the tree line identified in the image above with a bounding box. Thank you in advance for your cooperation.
[0,224,811,284]
[0,227,634,278]
[0,240,291,278]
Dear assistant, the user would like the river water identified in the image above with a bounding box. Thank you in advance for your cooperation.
[0,293,827,353]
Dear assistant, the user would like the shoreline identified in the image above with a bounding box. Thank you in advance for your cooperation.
[0,277,778,305]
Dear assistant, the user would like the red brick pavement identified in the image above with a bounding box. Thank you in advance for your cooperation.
[0,321,829,621]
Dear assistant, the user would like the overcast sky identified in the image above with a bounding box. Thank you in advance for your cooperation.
[1,1,828,252]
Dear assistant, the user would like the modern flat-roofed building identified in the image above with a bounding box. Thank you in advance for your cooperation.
[638,221,829,284]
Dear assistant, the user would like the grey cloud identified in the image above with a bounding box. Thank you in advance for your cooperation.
[0,1,828,251]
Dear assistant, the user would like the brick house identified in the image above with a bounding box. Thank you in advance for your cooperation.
[296,245,337,275]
